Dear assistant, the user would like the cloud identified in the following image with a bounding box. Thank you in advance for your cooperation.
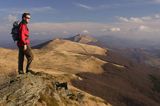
[141,16,152,20]
[118,17,144,23]
[74,3,93,10]
[7,14,17,22]
[109,27,121,32]
[63,31,69,34]
[138,25,149,31]
[101,29,108,32]
[29,22,118,37]
[117,14,160,24]
[0,6,55,15]
[130,17,144,23]
[118,14,160,24]
[130,25,151,32]
[155,14,160,18]
[1,13,160,41]
[28,15,160,38]
[21,6,55,14]
[118,17,129,22]
[82,30,89,34]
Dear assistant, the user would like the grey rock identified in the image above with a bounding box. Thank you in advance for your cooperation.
[0,72,85,106]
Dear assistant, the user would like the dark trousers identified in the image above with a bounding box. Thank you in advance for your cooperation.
[18,45,34,72]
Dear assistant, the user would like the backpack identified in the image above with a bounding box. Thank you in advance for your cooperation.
[11,21,20,42]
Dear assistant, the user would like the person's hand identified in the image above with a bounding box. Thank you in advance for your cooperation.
[24,45,27,51]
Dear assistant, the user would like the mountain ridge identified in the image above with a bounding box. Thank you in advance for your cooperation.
[0,36,160,106]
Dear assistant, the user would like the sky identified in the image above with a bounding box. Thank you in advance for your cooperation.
[1,0,160,42]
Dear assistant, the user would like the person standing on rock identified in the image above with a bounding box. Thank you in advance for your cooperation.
[17,12,34,74]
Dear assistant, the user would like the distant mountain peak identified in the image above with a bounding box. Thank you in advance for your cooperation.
[66,34,97,44]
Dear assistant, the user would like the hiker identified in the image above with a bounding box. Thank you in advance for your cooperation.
[17,12,34,74]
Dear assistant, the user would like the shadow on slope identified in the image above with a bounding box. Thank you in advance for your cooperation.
[71,53,160,106]
[32,40,52,49]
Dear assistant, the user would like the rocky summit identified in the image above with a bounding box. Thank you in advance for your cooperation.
[0,72,107,106]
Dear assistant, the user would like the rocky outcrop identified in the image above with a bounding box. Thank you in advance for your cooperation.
[0,72,108,106]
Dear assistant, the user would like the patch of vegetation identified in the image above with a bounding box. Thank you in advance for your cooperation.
[55,52,68,58]
[149,74,160,93]
[38,92,59,106]
[89,96,103,103]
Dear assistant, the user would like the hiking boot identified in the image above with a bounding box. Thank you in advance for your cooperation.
[26,70,35,74]
[18,70,24,74]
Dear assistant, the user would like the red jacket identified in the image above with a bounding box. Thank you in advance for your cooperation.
[17,20,30,47]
